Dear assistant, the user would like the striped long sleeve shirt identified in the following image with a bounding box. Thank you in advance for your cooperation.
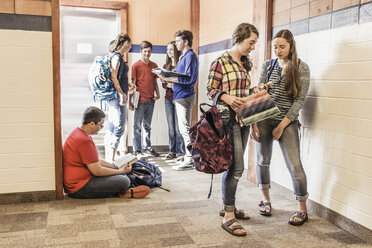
[257,59,310,121]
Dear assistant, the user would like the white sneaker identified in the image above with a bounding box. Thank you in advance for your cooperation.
[172,160,194,171]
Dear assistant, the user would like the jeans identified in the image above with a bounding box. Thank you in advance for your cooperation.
[222,120,250,212]
[69,174,131,199]
[165,98,185,155]
[107,97,127,149]
[133,100,155,152]
[174,94,195,161]
[256,119,308,201]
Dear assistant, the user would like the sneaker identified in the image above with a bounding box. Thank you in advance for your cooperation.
[144,148,160,157]
[120,185,150,199]
[172,160,194,171]
[176,155,185,162]
[133,151,142,156]
[165,153,177,160]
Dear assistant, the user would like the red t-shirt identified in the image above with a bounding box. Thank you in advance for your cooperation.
[62,127,99,194]
[131,60,158,103]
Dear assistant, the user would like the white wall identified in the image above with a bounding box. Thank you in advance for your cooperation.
[0,30,55,193]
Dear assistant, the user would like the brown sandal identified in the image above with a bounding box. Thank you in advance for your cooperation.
[219,209,250,219]
[221,218,247,236]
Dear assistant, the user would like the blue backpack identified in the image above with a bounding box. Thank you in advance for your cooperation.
[88,54,117,101]
[127,160,169,191]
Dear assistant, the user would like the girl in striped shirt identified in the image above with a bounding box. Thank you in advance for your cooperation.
[251,29,310,226]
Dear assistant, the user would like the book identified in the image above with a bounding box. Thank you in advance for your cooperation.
[131,91,140,109]
[152,68,188,77]
[113,153,138,169]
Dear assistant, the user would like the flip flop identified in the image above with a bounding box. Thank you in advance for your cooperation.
[259,200,272,216]
[221,218,247,236]
[219,209,250,219]
[288,211,308,226]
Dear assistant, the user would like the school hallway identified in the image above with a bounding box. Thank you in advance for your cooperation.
[0,154,370,248]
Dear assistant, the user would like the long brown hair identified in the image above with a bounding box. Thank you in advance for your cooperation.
[232,23,259,72]
[109,33,131,53]
[273,29,300,99]
[165,41,180,70]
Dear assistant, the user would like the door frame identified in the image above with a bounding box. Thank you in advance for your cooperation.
[52,0,128,200]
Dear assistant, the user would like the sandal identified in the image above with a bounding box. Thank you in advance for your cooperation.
[221,218,247,236]
[258,201,272,216]
[219,209,250,219]
[288,211,308,226]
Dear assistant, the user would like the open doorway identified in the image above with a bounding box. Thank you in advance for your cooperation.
[60,7,121,154]
[54,1,128,200]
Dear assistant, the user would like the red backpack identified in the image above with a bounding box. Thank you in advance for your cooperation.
[187,92,233,197]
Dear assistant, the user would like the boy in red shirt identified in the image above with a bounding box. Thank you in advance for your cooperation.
[63,106,150,199]
[130,41,160,157]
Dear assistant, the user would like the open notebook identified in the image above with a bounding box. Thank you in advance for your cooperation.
[113,153,138,168]
[152,68,188,77]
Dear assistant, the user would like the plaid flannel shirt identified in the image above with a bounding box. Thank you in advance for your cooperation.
[207,51,251,110]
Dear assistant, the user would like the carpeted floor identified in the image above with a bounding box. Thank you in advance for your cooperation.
[0,155,370,248]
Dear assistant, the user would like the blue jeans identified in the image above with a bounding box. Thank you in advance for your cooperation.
[174,94,195,161]
[69,174,131,199]
[133,100,155,152]
[165,98,185,155]
[107,97,127,149]
[256,119,308,201]
[222,120,250,212]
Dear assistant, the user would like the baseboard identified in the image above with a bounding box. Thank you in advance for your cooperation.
[0,190,55,205]
[271,182,372,244]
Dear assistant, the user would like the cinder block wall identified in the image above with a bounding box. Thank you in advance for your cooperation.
[271,0,372,230]
[0,0,55,194]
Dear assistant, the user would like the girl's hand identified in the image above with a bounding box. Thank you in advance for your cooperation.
[272,126,284,140]
[220,94,245,112]
[250,123,260,142]
[119,93,127,106]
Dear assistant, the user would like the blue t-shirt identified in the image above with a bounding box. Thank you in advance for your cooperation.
[173,49,199,100]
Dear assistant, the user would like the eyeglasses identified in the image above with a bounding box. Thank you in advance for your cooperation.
[95,123,104,129]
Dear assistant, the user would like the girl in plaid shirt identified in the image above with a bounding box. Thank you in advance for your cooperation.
[207,23,259,237]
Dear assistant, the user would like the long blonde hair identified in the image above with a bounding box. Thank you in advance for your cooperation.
[273,29,300,99]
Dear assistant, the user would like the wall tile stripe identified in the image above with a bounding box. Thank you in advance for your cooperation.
[273,2,371,37]
[0,13,51,32]
[199,39,231,55]
[129,44,166,54]
[200,2,372,55]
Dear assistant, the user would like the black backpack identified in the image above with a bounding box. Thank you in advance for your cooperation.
[127,160,169,191]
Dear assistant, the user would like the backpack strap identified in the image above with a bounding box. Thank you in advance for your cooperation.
[266,59,278,83]
[207,174,214,199]
[199,91,227,114]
